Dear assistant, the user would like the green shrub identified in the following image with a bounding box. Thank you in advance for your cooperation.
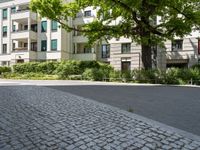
[0,66,12,75]
[56,60,82,79]
[109,70,122,82]
[191,64,200,69]
[13,62,39,74]
[79,61,100,72]
[121,71,132,82]
[82,68,104,81]
[163,68,180,84]
[13,61,58,74]
[2,72,59,80]
[99,62,114,79]
[131,69,159,83]
[37,61,58,74]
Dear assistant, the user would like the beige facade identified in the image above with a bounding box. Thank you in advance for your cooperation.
[0,0,200,71]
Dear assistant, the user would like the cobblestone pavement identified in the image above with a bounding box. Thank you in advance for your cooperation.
[0,86,200,150]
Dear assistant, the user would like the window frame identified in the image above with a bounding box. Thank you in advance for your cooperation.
[51,21,58,31]
[2,9,7,20]
[41,40,47,51]
[172,39,183,51]
[2,26,7,37]
[11,7,16,14]
[84,10,92,17]
[41,21,47,32]
[2,44,7,54]
[102,44,110,58]
[51,39,57,51]
[121,43,131,54]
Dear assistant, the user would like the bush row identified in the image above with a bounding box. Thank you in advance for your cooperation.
[12,60,113,80]
[109,68,200,85]
[0,66,11,75]
[3,61,200,85]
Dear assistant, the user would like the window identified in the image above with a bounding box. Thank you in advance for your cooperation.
[84,10,92,17]
[3,26,7,37]
[198,39,200,55]
[2,44,7,54]
[31,24,37,32]
[13,43,16,51]
[13,25,16,32]
[51,21,57,31]
[24,43,28,48]
[31,42,37,51]
[41,40,47,51]
[24,25,28,30]
[2,9,7,19]
[11,7,16,13]
[102,44,110,58]
[2,61,8,66]
[121,43,131,54]
[41,21,47,32]
[51,39,57,51]
[84,46,92,53]
[172,40,183,51]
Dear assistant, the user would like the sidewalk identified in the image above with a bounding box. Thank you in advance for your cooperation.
[0,85,200,149]
[0,79,200,88]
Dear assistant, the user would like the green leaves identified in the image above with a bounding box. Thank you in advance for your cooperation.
[30,0,200,46]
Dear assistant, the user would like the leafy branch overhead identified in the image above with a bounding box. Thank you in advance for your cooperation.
[31,0,200,45]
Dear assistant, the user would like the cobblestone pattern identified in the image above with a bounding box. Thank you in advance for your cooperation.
[0,86,200,150]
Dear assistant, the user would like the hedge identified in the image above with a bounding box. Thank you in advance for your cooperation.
[0,66,12,75]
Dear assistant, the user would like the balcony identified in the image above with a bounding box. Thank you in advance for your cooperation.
[11,9,37,20]
[13,47,28,51]
[72,53,96,61]
[11,30,37,40]
[73,12,95,25]
[73,35,88,43]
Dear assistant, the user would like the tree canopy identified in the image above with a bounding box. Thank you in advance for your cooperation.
[30,0,200,69]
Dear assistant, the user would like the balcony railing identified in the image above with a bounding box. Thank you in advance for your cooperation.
[76,13,95,18]
[11,9,30,14]
[13,47,37,52]
[12,29,37,33]
[13,47,28,51]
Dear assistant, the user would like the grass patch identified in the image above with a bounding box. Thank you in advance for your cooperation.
[128,107,134,113]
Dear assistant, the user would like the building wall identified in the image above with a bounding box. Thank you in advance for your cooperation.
[0,0,199,70]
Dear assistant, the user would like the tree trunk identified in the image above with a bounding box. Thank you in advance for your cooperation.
[141,44,152,69]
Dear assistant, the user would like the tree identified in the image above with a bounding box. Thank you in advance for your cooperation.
[30,0,200,69]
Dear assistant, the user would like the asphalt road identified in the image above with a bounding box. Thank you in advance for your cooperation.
[47,85,200,136]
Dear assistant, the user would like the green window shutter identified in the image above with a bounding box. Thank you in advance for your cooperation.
[51,21,57,31]
[2,9,7,19]
[51,39,57,51]
[41,21,47,32]
[41,40,47,51]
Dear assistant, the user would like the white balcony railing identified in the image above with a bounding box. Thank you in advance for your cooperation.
[72,53,96,61]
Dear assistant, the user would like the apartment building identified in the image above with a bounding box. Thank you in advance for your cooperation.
[0,0,200,71]
[0,0,71,66]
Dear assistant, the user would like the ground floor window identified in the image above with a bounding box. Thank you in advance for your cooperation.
[1,61,10,66]
[16,59,24,63]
